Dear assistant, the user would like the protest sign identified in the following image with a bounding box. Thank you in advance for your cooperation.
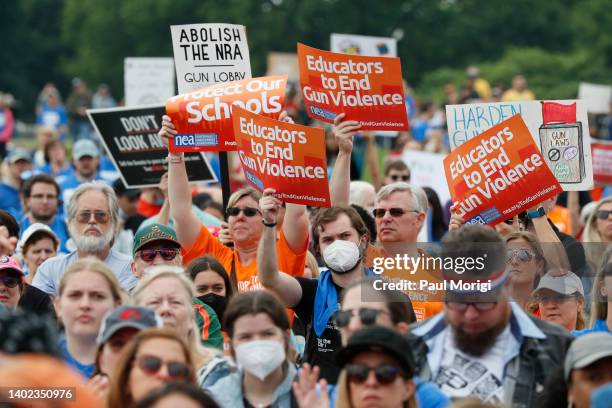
[401,150,450,206]
[592,141,612,185]
[444,114,562,226]
[446,100,593,191]
[232,106,330,207]
[266,52,299,81]
[297,43,408,131]
[330,33,397,57]
[165,76,287,153]
[87,105,217,188]
[124,58,175,107]
[170,23,251,94]
[578,82,612,114]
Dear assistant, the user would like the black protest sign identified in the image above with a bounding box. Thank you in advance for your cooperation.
[87,105,217,188]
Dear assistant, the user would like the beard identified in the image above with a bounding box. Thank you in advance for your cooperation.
[31,211,54,223]
[451,318,508,357]
[69,223,114,255]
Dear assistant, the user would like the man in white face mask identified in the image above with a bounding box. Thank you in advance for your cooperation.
[258,188,371,384]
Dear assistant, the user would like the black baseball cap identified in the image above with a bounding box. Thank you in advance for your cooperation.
[336,325,415,376]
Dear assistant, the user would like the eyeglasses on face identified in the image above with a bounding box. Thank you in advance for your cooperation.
[345,363,404,385]
[76,210,110,224]
[506,249,535,263]
[596,210,612,220]
[389,174,410,182]
[139,248,180,262]
[134,354,190,381]
[372,208,419,219]
[534,293,578,304]
[225,207,260,218]
[0,275,21,288]
[445,301,498,312]
[333,308,387,328]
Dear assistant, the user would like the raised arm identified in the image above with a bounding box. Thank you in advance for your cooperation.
[160,115,202,251]
[156,172,171,226]
[362,131,381,191]
[257,188,303,307]
[330,113,361,206]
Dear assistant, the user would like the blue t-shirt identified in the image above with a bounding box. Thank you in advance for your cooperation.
[37,105,68,132]
[573,319,610,336]
[59,336,95,378]
[0,183,22,220]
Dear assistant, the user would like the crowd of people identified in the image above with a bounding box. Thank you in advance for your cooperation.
[0,67,610,408]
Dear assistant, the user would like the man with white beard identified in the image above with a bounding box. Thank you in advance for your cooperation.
[32,182,137,297]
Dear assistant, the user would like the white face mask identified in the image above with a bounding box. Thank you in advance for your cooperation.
[234,339,285,380]
[322,240,362,274]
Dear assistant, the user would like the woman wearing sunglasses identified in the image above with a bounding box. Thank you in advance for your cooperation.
[207,290,298,408]
[582,197,612,270]
[504,232,546,311]
[107,328,196,408]
[531,270,586,332]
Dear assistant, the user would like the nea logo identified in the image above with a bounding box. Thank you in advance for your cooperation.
[175,135,196,146]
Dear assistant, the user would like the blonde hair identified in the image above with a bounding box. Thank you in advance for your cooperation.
[305,251,320,279]
[582,197,612,270]
[590,250,612,327]
[227,187,262,209]
[335,370,417,408]
[131,266,215,368]
[58,257,122,302]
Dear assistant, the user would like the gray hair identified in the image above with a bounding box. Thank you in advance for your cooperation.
[349,181,376,208]
[131,266,194,304]
[375,182,427,213]
[67,182,120,236]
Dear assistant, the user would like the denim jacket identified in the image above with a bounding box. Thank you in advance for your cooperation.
[406,303,573,408]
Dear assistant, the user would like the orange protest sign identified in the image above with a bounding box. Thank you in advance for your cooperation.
[444,114,562,225]
[232,106,331,207]
[297,43,408,131]
[165,76,287,152]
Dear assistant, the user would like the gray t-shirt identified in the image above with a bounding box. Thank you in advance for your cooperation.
[32,248,137,296]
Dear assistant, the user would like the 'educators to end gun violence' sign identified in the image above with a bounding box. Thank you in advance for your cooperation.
[170,23,252,94]
[165,76,287,153]
[297,43,408,131]
[87,105,217,188]
[444,114,562,226]
[232,106,330,207]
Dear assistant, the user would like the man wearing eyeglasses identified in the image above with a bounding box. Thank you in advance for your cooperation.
[407,225,573,407]
[130,223,182,280]
[32,182,137,296]
[20,174,70,253]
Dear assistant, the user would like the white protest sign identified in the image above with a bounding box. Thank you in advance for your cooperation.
[446,100,593,191]
[266,52,299,81]
[401,150,450,206]
[124,58,175,107]
[578,82,612,114]
[170,23,251,94]
[330,33,397,57]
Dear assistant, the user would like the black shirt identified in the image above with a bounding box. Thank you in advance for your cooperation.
[293,277,342,385]
[18,284,56,318]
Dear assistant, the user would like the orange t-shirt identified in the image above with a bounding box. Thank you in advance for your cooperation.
[366,244,444,321]
[182,225,308,292]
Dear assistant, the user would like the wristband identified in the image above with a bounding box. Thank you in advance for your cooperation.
[262,220,277,227]
[168,153,184,164]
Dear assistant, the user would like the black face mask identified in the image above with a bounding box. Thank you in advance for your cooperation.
[197,293,227,321]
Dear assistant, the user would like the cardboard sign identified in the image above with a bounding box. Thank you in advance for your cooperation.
[170,23,252,94]
[297,43,408,131]
[165,76,287,153]
[401,150,451,206]
[592,141,612,185]
[330,33,397,57]
[124,58,175,107]
[87,105,217,188]
[444,115,562,226]
[232,106,330,207]
[578,83,612,114]
[446,100,593,191]
[266,52,299,81]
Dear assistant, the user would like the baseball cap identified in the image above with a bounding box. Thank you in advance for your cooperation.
[533,271,584,297]
[6,148,32,164]
[336,325,415,376]
[72,139,99,160]
[96,306,162,345]
[132,223,180,256]
[564,332,612,381]
[112,178,141,200]
[0,256,24,276]
[17,223,59,254]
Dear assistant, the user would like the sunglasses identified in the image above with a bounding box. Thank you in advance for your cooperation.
[346,363,403,385]
[225,207,260,218]
[507,249,535,263]
[139,248,180,262]
[503,218,515,225]
[445,301,498,312]
[76,210,110,224]
[135,355,190,381]
[372,208,418,219]
[389,174,410,182]
[534,293,578,304]
[334,308,386,328]
[0,275,21,288]
[596,210,612,220]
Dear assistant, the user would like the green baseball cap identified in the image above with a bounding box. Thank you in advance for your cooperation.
[132,223,180,256]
